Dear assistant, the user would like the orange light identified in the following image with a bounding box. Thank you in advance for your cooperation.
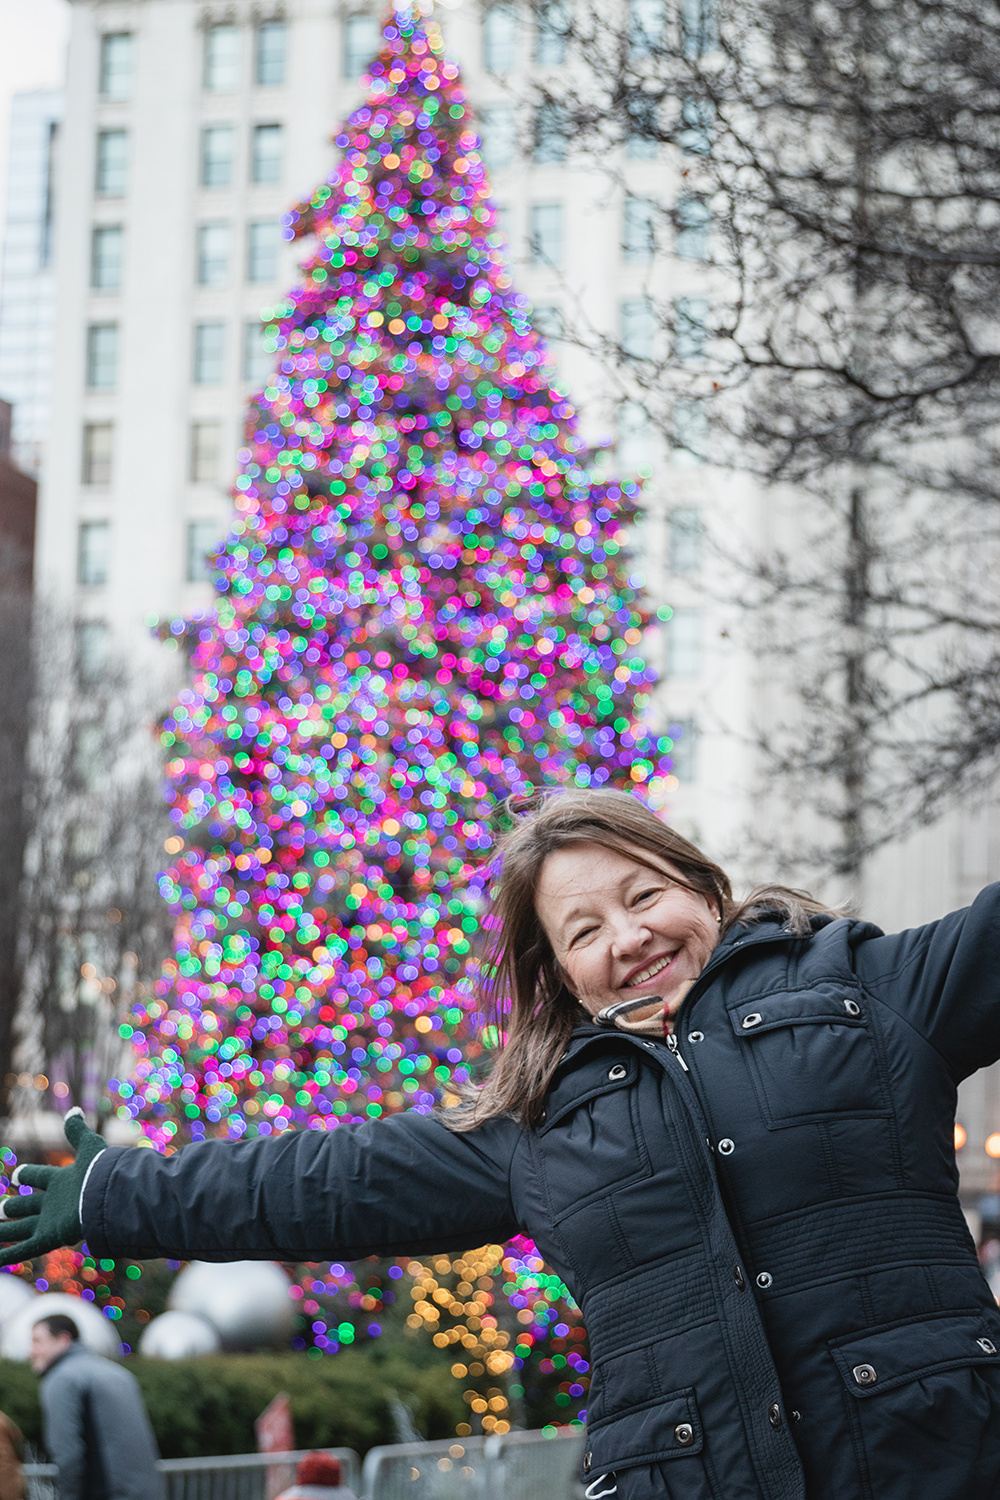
[954,1123,967,1150]
[985,1132,1000,1158]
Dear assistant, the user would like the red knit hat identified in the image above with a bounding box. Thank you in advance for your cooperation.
[297,1453,341,1486]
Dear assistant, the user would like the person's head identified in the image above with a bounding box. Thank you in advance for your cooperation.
[296,1453,341,1487]
[30,1313,79,1374]
[453,788,836,1130]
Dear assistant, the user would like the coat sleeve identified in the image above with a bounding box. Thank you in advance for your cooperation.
[852,881,1000,1081]
[40,1373,85,1500]
[82,1109,521,1261]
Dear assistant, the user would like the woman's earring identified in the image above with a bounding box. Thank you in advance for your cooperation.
[714,913,721,924]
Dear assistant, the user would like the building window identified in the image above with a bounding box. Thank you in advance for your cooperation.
[621,298,655,360]
[256,20,287,85]
[78,522,110,586]
[484,4,518,71]
[533,305,565,346]
[86,324,118,389]
[529,203,562,265]
[533,103,567,165]
[190,421,222,482]
[81,424,113,484]
[243,321,271,384]
[75,621,109,681]
[197,223,231,285]
[674,296,708,362]
[667,506,703,572]
[682,0,718,58]
[91,226,123,290]
[535,0,569,63]
[95,130,128,196]
[680,97,714,156]
[187,521,220,583]
[618,400,655,472]
[479,107,517,171]
[623,197,657,260]
[668,718,698,781]
[665,609,702,676]
[247,221,279,282]
[344,14,380,79]
[193,323,225,384]
[201,126,235,188]
[252,124,283,184]
[630,0,666,57]
[676,194,711,259]
[99,33,133,99]
[672,397,708,464]
[205,24,241,92]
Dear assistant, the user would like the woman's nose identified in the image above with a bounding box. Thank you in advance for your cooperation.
[610,915,651,958]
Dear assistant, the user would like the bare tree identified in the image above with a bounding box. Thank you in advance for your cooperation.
[513,0,1000,880]
[4,605,173,1148]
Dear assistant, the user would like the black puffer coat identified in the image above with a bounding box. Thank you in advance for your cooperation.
[83,892,1000,1500]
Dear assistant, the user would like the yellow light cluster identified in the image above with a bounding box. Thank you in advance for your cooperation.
[405,1246,514,1435]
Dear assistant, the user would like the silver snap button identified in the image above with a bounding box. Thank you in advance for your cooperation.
[583,1451,591,1473]
[977,1337,997,1354]
[674,1423,694,1447]
[734,1265,746,1290]
[852,1364,877,1386]
[718,1138,735,1155]
[688,1030,704,1043]
[756,1271,773,1289]
[607,1064,627,1081]
[539,1111,546,1124]
[844,999,861,1017]
[791,1410,801,1424]
[768,1404,782,1429]
[741,1013,762,1029]
[642,1040,655,1049]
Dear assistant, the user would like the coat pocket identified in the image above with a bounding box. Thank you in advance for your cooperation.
[830,1311,1000,1500]
[583,1390,718,1499]
[728,985,889,1128]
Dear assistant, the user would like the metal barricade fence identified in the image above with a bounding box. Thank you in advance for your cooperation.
[361,1428,585,1500]
[25,1428,583,1500]
[486,1428,586,1500]
[361,1437,489,1500]
[24,1448,360,1500]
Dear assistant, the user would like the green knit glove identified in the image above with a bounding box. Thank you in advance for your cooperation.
[0,1109,105,1266]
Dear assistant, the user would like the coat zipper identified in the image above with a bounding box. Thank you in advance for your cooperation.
[666,1032,689,1071]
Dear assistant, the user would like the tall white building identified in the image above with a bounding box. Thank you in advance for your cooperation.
[39,1,1000,1210]
[0,90,63,476]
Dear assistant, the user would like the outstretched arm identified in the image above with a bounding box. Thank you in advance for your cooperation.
[0,1108,520,1265]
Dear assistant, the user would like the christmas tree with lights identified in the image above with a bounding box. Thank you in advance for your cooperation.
[112,6,676,1426]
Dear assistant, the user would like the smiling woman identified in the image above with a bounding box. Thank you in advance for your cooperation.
[6,790,1000,1500]
[453,789,836,1132]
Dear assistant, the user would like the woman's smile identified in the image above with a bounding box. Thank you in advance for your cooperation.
[534,840,721,1019]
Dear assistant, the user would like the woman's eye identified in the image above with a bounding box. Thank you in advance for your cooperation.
[571,926,597,946]
[634,889,658,905]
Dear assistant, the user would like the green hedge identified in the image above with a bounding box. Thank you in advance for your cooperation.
[0,1351,465,1459]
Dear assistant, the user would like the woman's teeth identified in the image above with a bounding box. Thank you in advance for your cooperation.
[627,953,675,987]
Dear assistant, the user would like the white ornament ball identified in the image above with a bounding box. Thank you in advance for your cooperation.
[139,1310,221,1360]
[0,1274,35,1326]
[0,1292,118,1361]
[168,1261,293,1350]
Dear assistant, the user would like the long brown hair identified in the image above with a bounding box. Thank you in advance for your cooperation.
[447,788,841,1132]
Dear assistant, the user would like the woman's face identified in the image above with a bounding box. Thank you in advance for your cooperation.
[534,840,721,1022]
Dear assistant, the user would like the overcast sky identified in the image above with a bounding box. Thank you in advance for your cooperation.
[0,0,70,252]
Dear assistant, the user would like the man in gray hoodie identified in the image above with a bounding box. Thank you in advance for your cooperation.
[30,1314,164,1500]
